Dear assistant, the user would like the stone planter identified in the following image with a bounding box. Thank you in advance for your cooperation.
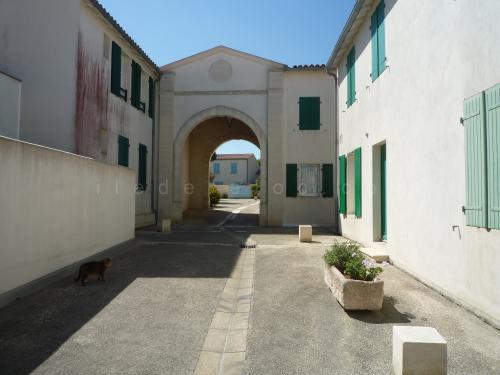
[324,263,384,310]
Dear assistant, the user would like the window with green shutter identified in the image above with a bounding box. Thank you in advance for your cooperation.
[138,144,147,191]
[339,155,347,214]
[371,1,386,81]
[148,77,155,118]
[354,147,362,218]
[111,42,127,101]
[118,135,129,167]
[299,97,321,130]
[286,164,298,197]
[131,61,145,112]
[485,84,500,229]
[322,164,334,198]
[346,47,356,107]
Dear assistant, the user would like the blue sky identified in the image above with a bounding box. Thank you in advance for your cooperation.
[99,0,356,158]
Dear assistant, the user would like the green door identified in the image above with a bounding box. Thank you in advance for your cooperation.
[381,144,387,240]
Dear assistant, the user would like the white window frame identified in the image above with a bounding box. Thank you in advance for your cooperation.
[297,164,320,197]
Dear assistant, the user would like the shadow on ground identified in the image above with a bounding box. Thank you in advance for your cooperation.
[347,296,415,324]
[0,230,247,375]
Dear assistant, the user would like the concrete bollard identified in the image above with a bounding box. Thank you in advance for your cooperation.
[299,225,312,242]
[393,326,447,375]
[161,219,171,233]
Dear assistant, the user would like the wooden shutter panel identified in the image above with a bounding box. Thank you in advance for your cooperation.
[322,164,334,197]
[371,10,379,80]
[339,156,347,214]
[347,48,356,106]
[286,164,298,197]
[377,1,386,76]
[485,84,500,229]
[118,135,129,167]
[354,147,362,218]
[111,42,121,96]
[138,144,147,190]
[148,77,155,118]
[299,97,320,130]
[463,92,487,227]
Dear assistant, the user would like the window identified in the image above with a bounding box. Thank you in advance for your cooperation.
[131,60,145,112]
[346,47,356,107]
[111,42,127,100]
[298,164,320,197]
[231,162,238,174]
[138,144,147,190]
[371,1,386,81]
[148,77,155,118]
[213,162,220,174]
[464,84,500,229]
[299,97,321,130]
[118,135,129,167]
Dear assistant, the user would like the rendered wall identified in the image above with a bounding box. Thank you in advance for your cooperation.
[336,0,500,326]
[0,71,21,139]
[0,0,80,151]
[0,136,135,303]
[283,71,337,226]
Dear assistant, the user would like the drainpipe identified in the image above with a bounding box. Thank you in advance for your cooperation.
[152,75,160,225]
[326,68,339,234]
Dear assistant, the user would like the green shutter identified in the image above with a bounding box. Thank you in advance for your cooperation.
[371,10,379,80]
[354,147,362,218]
[111,42,121,96]
[118,135,129,167]
[299,97,320,130]
[339,155,347,214]
[377,2,386,77]
[131,61,141,108]
[138,144,148,190]
[371,1,386,81]
[322,164,334,198]
[485,84,500,229]
[286,164,298,197]
[347,48,356,107]
[148,77,155,118]
[464,92,487,227]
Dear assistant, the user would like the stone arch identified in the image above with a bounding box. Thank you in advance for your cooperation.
[172,106,268,225]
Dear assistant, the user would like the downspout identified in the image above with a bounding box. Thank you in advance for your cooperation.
[326,68,339,234]
[152,75,160,225]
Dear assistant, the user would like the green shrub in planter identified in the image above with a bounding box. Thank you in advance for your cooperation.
[209,185,221,207]
[323,241,383,281]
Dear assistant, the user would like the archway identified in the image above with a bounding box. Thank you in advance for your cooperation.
[172,106,267,226]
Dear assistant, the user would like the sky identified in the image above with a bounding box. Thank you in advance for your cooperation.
[99,0,356,158]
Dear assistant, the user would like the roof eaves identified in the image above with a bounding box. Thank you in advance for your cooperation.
[326,0,374,71]
[287,64,326,72]
[87,0,160,74]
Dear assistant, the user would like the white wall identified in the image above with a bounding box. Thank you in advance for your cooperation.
[283,70,337,226]
[335,0,500,326]
[0,0,80,151]
[0,136,135,300]
[0,71,21,139]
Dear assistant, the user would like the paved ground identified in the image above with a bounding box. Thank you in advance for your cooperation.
[0,199,499,374]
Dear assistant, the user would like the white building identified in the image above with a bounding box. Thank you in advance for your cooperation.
[158,46,337,227]
[327,0,500,327]
[211,153,260,186]
[0,0,160,228]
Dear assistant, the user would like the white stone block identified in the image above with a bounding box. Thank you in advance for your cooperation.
[393,326,447,375]
[299,225,312,242]
[161,219,171,233]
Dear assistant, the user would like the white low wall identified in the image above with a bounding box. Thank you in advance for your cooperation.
[0,136,135,301]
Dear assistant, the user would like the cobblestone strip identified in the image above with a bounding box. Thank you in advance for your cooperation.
[193,248,255,375]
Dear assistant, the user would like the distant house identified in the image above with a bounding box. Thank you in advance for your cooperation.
[211,154,259,185]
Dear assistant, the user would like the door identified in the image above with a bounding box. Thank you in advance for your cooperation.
[380,144,387,240]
